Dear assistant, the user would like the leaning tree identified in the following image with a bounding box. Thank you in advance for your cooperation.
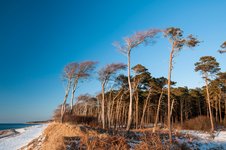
[69,61,97,112]
[61,62,78,123]
[195,56,220,132]
[98,63,126,129]
[61,61,97,123]
[164,27,199,142]
[114,29,160,130]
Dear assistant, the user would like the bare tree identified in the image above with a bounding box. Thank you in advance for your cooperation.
[69,61,97,113]
[61,61,97,123]
[61,63,78,123]
[164,27,199,142]
[114,29,161,130]
[98,63,126,129]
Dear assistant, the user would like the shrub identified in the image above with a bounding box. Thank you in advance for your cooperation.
[53,104,98,126]
[182,116,213,131]
[65,114,98,126]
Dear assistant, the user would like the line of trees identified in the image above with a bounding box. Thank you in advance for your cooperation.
[56,27,225,142]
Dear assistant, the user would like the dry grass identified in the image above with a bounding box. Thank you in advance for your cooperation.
[41,122,173,150]
[135,131,169,150]
[182,116,213,131]
[41,122,84,150]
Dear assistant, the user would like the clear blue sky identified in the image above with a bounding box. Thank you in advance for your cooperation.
[0,0,225,123]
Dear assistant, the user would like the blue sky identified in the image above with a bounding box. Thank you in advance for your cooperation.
[0,0,225,123]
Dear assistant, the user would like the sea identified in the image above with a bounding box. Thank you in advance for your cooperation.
[0,123,37,131]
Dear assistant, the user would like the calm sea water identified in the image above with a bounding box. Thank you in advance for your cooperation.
[0,123,37,131]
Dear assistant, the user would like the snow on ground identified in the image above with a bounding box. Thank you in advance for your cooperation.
[0,124,48,150]
[177,130,226,150]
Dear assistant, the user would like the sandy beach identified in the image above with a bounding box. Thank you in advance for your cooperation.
[0,124,47,150]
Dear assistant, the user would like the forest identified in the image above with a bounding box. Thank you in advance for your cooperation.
[52,27,226,149]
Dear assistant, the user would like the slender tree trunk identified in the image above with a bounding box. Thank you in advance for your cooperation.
[110,90,123,128]
[140,89,152,128]
[70,78,78,112]
[219,90,222,123]
[207,106,209,118]
[101,81,106,129]
[107,92,112,128]
[225,97,226,120]
[116,94,123,129]
[61,80,71,123]
[126,51,133,131]
[170,99,175,118]
[167,48,174,143]
[198,99,202,116]
[153,89,164,132]
[135,91,139,129]
[215,98,218,122]
[205,77,214,132]
[180,99,183,126]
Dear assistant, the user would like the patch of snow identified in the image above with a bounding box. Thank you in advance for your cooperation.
[15,128,26,134]
[0,124,48,150]
[178,130,226,150]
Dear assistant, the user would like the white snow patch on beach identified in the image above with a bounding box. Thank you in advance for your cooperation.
[178,130,226,150]
[15,128,26,134]
[0,124,47,150]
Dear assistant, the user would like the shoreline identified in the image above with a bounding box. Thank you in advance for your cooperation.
[0,124,48,149]
[0,129,19,139]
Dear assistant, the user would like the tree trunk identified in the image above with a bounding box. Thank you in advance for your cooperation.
[215,98,218,123]
[135,91,139,129]
[140,89,152,128]
[167,48,174,143]
[219,90,222,123]
[170,99,175,118]
[180,99,183,126]
[126,51,133,131]
[198,99,202,116]
[70,78,78,112]
[110,90,123,128]
[205,77,214,132]
[101,81,106,129]
[107,91,112,128]
[225,97,226,120]
[153,88,164,132]
[61,80,71,123]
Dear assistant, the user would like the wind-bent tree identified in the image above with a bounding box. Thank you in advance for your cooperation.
[98,63,126,129]
[69,61,97,113]
[114,29,160,130]
[61,63,78,123]
[164,27,199,142]
[218,41,226,53]
[195,56,220,132]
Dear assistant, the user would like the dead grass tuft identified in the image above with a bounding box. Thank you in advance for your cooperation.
[182,116,213,131]
[41,122,84,150]
[135,132,169,150]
